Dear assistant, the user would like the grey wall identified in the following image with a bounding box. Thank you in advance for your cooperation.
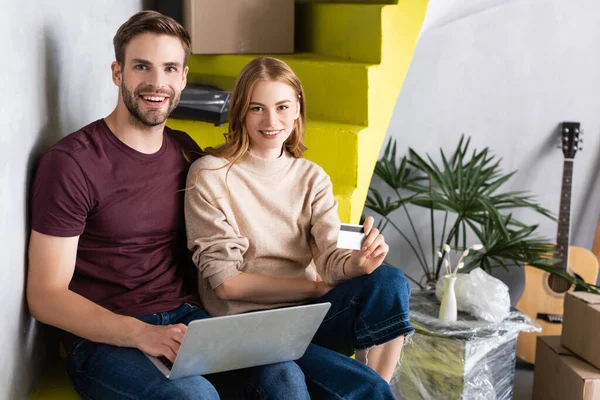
[0,1,142,398]
[371,0,600,299]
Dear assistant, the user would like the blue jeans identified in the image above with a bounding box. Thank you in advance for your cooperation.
[66,266,412,399]
[66,303,309,399]
[310,265,414,355]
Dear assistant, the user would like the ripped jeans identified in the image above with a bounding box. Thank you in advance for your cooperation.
[308,265,414,356]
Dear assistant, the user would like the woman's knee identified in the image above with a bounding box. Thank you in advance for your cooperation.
[364,265,411,297]
[350,266,412,327]
[303,348,395,400]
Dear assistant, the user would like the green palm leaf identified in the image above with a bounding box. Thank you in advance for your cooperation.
[365,135,577,289]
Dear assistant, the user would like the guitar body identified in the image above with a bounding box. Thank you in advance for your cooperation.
[516,246,599,364]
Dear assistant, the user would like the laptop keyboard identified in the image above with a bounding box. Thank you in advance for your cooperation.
[158,356,173,371]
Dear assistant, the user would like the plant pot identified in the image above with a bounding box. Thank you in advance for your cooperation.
[419,273,438,291]
[438,275,457,322]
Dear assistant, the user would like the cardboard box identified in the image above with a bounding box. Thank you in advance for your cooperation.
[182,0,294,54]
[533,336,600,400]
[562,292,600,370]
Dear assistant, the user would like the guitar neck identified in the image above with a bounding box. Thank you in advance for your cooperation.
[556,159,573,271]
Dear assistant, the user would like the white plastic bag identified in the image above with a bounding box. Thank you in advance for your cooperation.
[436,268,510,323]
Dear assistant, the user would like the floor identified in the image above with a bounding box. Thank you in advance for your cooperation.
[513,360,535,400]
[488,267,534,399]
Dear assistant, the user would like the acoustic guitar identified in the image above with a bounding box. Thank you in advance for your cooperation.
[516,122,599,364]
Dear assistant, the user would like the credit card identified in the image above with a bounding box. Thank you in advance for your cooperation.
[336,224,365,250]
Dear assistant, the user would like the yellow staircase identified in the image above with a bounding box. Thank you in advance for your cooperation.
[169,0,428,223]
[29,1,427,398]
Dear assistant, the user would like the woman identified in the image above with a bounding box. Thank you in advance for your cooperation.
[185,57,412,397]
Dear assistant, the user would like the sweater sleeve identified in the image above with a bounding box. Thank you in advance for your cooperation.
[309,172,353,285]
[184,163,249,289]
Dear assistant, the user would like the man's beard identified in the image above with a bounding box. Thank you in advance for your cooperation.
[121,80,180,127]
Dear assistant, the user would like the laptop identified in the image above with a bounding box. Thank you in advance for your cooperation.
[146,302,331,380]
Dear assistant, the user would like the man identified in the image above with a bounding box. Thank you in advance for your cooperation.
[28,10,394,399]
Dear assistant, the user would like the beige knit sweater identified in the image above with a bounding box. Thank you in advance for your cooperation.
[184,151,352,317]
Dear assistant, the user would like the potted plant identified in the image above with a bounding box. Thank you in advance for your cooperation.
[365,135,599,293]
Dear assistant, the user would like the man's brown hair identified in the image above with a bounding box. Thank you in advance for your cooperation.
[113,10,191,65]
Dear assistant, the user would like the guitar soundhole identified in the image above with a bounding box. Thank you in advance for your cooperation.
[547,274,572,293]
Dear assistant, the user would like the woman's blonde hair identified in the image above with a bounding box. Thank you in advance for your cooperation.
[202,57,308,179]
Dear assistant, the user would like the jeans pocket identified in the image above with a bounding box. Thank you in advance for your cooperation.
[68,338,98,374]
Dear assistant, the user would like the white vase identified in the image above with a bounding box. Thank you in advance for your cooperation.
[438,275,458,322]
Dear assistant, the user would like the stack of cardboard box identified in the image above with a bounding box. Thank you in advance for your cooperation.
[533,292,600,400]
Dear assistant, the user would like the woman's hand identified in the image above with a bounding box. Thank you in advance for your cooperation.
[349,216,389,276]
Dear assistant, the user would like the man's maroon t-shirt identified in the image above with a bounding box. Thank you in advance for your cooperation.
[31,119,201,319]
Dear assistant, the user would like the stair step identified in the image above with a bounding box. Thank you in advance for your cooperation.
[187,53,373,126]
[295,3,384,63]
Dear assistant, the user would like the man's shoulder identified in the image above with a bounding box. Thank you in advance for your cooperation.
[45,119,107,159]
[165,126,202,152]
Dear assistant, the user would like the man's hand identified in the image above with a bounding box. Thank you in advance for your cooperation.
[349,216,389,276]
[128,323,188,363]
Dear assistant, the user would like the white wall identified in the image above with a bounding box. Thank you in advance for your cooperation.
[0,1,142,398]
[373,0,600,297]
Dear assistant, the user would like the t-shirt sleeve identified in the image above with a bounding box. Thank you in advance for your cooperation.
[309,172,353,285]
[184,162,248,289]
[31,150,92,237]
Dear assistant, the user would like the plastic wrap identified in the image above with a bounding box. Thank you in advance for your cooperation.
[435,268,511,323]
[391,291,539,400]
